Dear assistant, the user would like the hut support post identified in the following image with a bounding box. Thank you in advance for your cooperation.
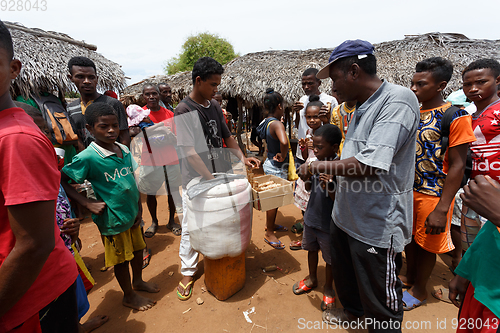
[236,98,246,155]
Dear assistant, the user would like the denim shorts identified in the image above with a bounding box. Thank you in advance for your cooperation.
[262,158,287,180]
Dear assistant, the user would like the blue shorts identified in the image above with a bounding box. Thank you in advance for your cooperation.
[262,158,287,180]
[302,223,332,265]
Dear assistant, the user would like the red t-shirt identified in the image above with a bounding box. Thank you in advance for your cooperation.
[0,107,78,331]
[471,99,500,181]
[140,106,179,166]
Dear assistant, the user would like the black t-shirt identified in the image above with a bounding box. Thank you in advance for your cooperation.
[303,173,337,233]
[175,96,231,188]
[67,94,128,147]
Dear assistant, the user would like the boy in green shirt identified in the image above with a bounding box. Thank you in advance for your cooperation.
[62,102,159,311]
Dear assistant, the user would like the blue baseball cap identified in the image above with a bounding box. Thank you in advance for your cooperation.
[317,39,375,79]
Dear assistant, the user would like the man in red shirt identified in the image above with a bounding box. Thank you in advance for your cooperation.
[139,84,182,237]
[0,20,78,332]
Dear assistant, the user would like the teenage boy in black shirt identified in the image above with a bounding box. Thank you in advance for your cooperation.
[174,57,260,300]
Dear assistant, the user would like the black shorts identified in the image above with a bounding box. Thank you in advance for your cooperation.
[39,279,79,333]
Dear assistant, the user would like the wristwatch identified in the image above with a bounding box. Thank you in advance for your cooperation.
[307,160,314,175]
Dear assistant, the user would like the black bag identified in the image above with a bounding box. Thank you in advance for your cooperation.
[32,94,78,145]
[440,105,472,187]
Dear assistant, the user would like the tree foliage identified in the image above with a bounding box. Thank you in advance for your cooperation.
[165,32,238,75]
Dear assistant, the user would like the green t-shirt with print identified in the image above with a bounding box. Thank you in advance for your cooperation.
[62,142,140,236]
[455,221,500,318]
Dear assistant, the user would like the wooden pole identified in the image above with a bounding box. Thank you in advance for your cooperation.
[6,22,98,51]
[236,98,245,155]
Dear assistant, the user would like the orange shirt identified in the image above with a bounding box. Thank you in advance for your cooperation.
[414,102,475,196]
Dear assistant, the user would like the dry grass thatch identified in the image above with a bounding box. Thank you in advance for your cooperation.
[376,33,500,96]
[7,21,126,98]
[122,32,500,107]
[120,71,192,107]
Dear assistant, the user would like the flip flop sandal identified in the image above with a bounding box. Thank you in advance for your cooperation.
[322,308,351,324]
[167,223,182,236]
[431,288,453,304]
[402,290,427,311]
[177,280,194,301]
[142,249,152,269]
[321,295,336,311]
[264,238,285,250]
[292,279,316,295]
[289,240,302,251]
[291,222,304,234]
[144,224,158,238]
[264,224,288,232]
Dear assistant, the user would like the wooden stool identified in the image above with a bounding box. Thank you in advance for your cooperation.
[204,252,246,301]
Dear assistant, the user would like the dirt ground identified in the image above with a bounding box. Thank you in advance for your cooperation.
[79,155,461,333]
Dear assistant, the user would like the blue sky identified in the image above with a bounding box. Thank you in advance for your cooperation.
[4,0,498,86]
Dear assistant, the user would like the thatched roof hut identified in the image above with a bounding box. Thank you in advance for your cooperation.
[376,33,500,96]
[120,71,191,107]
[221,33,500,107]
[122,32,499,109]
[7,21,126,98]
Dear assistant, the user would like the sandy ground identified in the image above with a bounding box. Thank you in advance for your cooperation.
[79,155,461,333]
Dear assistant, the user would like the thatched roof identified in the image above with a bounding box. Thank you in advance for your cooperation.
[7,21,126,98]
[121,71,191,107]
[376,33,500,96]
[122,32,500,108]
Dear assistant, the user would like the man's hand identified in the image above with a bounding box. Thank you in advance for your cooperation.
[85,200,106,215]
[318,104,330,124]
[424,206,448,234]
[243,156,260,169]
[449,275,469,308]
[461,175,500,227]
[292,101,304,113]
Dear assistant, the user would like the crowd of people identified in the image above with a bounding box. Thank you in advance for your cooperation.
[1,18,500,332]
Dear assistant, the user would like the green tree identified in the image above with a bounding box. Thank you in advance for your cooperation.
[165,32,238,75]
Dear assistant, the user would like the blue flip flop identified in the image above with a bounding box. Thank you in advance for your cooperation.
[264,238,285,250]
[402,290,427,311]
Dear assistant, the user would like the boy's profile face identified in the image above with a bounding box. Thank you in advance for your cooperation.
[313,135,338,161]
[410,71,444,104]
[69,65,98,95]
[86,115,119,145]
[143,87,160,109]
[196,74,221,102]
[301,74,320,96]
[0,48,21,99]
[463,68,500,104]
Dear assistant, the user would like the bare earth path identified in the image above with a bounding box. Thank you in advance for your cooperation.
[79,194,460,333]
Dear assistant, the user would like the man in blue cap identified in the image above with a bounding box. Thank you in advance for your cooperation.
[300,40,419,332]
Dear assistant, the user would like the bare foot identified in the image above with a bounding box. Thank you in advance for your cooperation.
[264,230,280,244]
[407,286,427,302]
[398,274,413,288]
[81,315,109,333]
[177,276,193,297]
[293,276,317,294]
[123,291,156,311]
[322,287,336,311]
[133,280,160,293]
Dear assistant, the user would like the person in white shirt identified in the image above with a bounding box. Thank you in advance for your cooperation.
[293,68,338,167]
